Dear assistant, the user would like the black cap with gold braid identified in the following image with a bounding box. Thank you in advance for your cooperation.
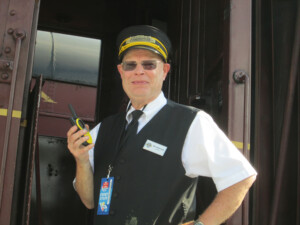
[116,25,172,62]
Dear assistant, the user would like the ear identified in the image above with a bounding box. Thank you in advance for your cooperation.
[117,64,123,78]
[162,63,171,80]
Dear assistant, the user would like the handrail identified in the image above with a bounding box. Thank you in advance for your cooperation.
[233,69,251,225]
[233,70,251,157]
[0,29,26,209]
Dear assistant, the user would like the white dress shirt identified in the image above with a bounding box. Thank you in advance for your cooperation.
[88,92,257,192]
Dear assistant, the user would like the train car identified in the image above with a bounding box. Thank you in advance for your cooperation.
[0,0,299,225]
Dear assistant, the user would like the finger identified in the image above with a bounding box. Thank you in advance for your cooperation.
[68,131,88,153]
[85,124,90,131]
[73,135,90,148]
[69,129,87,144]
[82,143,95,152]
[67,125,78,137]
[72,138,94,156]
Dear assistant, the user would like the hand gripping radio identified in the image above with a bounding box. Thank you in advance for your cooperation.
[68,104,93,146]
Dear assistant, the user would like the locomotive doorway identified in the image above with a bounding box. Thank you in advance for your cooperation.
[0,0,253,225]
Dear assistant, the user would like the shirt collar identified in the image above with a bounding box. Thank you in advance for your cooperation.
[126,92,167,122]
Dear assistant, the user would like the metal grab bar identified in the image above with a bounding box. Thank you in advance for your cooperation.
[233,69,251,225]
[233,70,251,157]
[0,29,26,209]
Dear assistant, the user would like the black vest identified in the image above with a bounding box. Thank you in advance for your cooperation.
[93,100,199,225]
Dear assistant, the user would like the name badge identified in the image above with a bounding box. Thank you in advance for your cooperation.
[143,140,167,156]
[97,177,114,215]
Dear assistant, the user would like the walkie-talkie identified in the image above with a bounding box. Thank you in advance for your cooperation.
[68,104,93,146]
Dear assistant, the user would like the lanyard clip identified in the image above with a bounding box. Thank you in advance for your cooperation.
[107,165,113,179]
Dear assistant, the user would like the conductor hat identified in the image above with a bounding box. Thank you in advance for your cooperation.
[116,25,172,62]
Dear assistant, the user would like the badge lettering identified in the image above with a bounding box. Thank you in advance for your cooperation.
[143,140,167,156]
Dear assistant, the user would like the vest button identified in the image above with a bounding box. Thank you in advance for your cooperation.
[110,210,115,216]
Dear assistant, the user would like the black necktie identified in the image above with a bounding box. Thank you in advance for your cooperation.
[119,110,143,148]
[126,110,143,136]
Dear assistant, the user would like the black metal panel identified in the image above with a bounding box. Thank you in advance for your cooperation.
[29,136,91,225]
[254,0,300,224]
[253,0,275,224]
[168,0,224,112]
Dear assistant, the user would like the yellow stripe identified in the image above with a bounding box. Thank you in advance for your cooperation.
[1,108,26,127]
[119,38,129,51]
[152,37,168,56]
[119,41,167,61]
[0,108,7,116]
[119,35,168,61]
[0,108,22,118]
[12,110,22,118]
[232,141,250,150]
[41,91,57,103]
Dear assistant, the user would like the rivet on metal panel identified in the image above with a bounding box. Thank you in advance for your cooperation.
[1,73,9,80]
[10,10,16,16]
[0,60,14,70]
[4,47,11,53]
[7,28,14,34]
[3,62,11,69]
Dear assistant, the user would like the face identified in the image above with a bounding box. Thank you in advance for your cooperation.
[117,49,170,109]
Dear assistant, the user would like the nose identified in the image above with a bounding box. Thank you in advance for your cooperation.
[134,63,145,75]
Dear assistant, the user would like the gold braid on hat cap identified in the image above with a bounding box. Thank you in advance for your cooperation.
[119,35,168,61]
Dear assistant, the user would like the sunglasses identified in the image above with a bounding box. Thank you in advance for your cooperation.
[121,60,163,71]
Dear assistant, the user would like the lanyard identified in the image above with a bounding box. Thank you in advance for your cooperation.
[106,104,147,178]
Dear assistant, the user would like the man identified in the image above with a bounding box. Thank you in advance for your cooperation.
[67,25,257,225]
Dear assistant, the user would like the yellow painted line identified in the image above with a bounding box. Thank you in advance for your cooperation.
[41,91,57,103]
[0,108,22,118]
[232,141,250,150]
[1,108,26,127]
[0,108,7,116]
[12,110,22,118]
